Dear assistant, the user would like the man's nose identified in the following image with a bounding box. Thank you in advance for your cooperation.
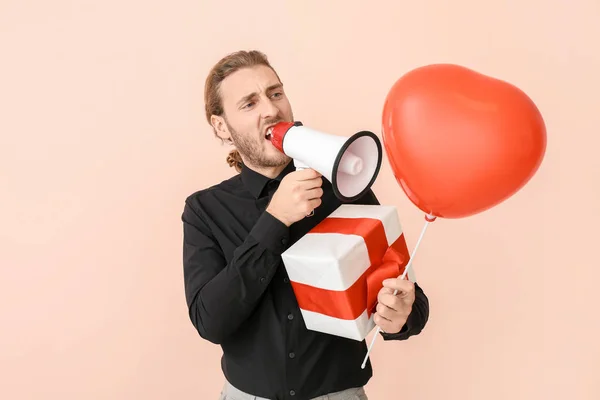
[261,97,279,118]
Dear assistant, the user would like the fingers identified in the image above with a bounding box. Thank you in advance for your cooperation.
[374,290,412,334]
[375,302,395,320]
[283,169,323,217]
[286,169,322,189]
[291,182,322,201]
[294,168,322,180]
[373,313,398,334]
[289,176,322,197]
[299,176,323,190]
[307,197,322,212]
[382,277,415,298]
[305,187,324,200]
[295,198,321,217]
[377,291,401,312]
[379,287,395,295]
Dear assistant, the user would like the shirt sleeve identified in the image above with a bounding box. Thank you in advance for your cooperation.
[351,190,430,341]
[181,198,289,344]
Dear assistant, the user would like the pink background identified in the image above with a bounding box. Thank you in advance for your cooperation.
[1,1,598,399]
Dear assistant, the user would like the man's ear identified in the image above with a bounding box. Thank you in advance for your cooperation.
[210,115,230,142]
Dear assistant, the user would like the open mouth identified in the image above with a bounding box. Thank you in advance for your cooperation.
[265,127,274,141]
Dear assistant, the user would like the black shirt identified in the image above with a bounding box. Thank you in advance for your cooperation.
[181,161,429,400]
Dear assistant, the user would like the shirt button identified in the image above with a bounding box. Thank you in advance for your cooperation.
[260,277,266,283]
[287,313,294,320]
[289,390,296,396]
[289,352,295,359]
[283,277,289,283]
[281,237,287,244]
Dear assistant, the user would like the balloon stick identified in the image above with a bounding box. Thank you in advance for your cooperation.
[361,213,435,369]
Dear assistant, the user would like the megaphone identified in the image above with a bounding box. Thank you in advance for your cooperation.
[269,121,383,202]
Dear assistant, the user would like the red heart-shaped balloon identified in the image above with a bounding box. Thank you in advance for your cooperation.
[381,64,547,219]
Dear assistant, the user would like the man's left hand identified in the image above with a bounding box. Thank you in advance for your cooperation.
[373,277,416,334]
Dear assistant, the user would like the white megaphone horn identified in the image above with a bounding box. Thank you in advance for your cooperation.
[269,121,383,202]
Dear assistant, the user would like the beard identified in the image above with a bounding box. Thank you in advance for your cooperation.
[226,118,291,168]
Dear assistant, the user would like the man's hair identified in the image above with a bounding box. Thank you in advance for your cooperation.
[204,50,280,173]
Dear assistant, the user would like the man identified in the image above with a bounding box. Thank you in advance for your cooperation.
[182,50,429,400]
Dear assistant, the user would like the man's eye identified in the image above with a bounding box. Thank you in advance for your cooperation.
[243,102,255,109]
[271,92,283,98]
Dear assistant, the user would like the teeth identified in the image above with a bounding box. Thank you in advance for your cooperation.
[265,127,273,140]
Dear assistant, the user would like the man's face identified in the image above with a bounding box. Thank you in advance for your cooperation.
[213,65,294,169]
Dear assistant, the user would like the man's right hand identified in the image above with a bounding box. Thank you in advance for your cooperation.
[266,168,323,227]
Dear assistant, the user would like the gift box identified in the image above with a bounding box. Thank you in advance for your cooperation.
[281,204,415,341]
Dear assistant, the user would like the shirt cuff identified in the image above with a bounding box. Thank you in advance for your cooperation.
[249,211,290,255]
[379,309,416,341]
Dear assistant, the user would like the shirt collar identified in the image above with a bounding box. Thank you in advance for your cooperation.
[241,160,296,199]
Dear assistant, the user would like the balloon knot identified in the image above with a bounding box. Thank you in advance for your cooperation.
[425,214,437,222]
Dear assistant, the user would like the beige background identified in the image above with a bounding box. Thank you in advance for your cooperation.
[1,0,599,399]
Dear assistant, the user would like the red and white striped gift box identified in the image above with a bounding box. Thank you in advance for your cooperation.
[281,204,415,341]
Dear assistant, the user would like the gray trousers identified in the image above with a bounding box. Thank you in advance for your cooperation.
[219,380,369,400]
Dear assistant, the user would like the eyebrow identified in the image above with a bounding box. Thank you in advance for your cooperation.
[236,83,283,107]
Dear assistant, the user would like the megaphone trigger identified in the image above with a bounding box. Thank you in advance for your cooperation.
[293,159,310,171]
